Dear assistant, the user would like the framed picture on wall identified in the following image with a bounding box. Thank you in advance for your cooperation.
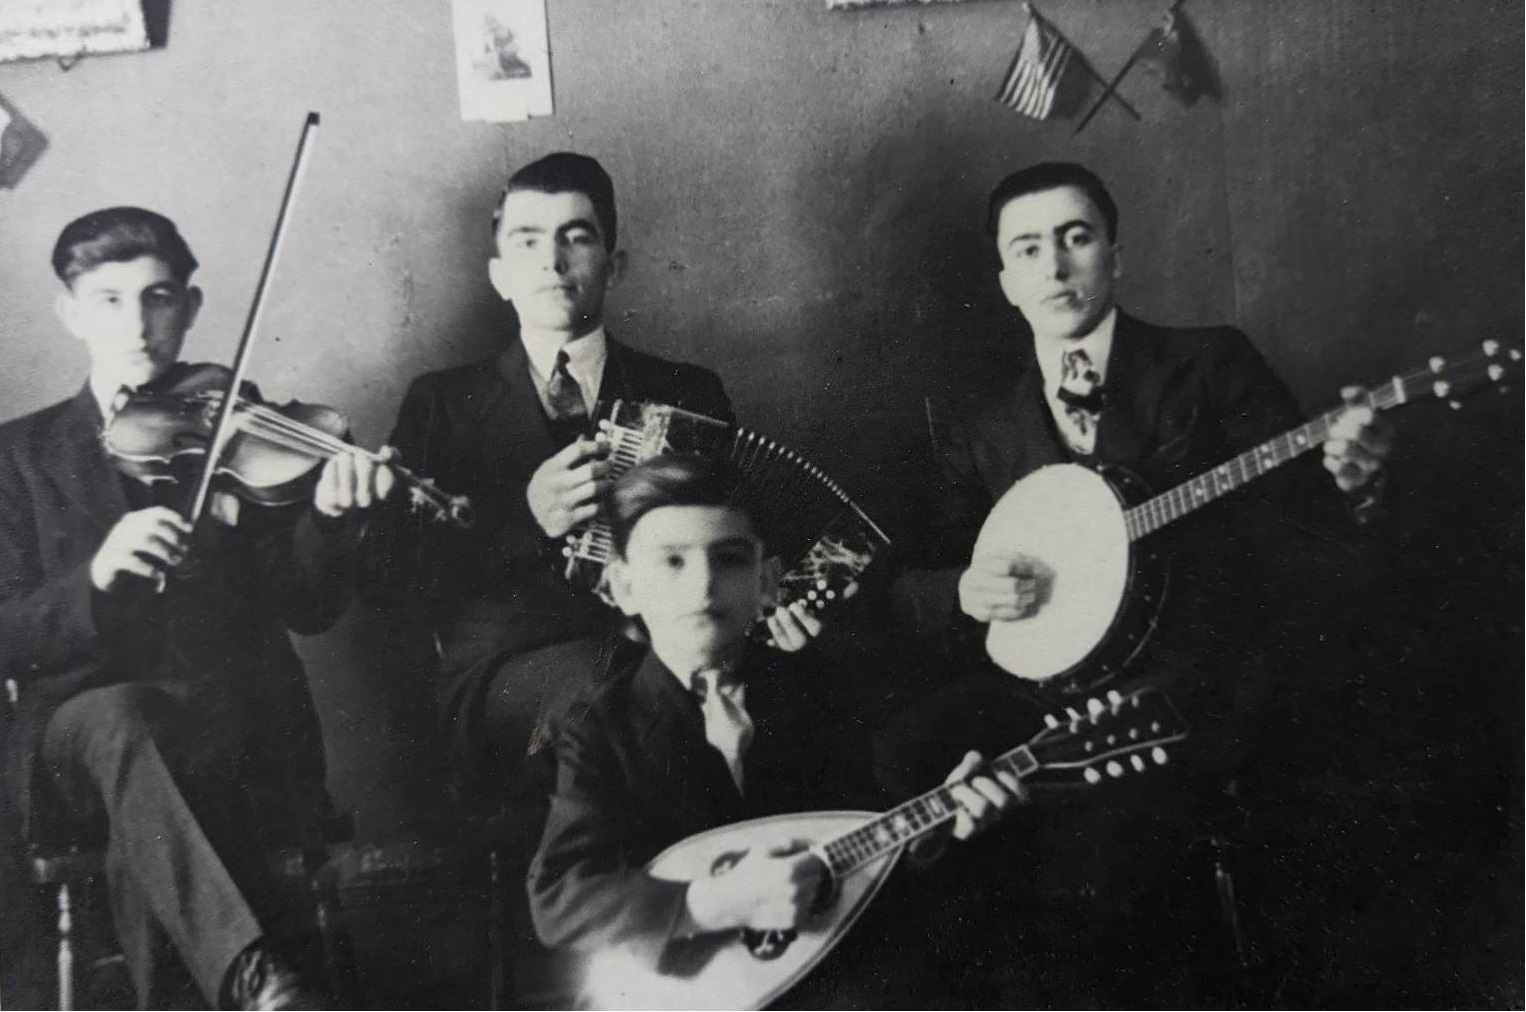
[0,0,149,64]
[451,0,554,123]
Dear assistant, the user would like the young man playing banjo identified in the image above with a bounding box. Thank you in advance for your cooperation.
[527,455,1023,1008]
[881,161,1395,1004]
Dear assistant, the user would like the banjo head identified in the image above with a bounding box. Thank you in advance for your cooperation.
[972,463,1132,683]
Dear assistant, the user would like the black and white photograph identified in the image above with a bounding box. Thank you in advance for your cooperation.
[0,1,1519,1009]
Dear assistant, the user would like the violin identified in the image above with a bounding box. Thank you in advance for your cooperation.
[95,112,470,533]
[103,362,473,527]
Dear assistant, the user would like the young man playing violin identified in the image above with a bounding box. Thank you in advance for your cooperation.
[527,455,1021,1008]
[0,207,390,1010]
[358,152,821,804]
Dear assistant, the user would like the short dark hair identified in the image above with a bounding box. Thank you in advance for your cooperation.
[986,162,1119,243]
[609,456,770,558]
[51,207,199,287]
[492,151,618,251]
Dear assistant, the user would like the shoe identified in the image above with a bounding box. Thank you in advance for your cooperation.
[223,942,330,1011]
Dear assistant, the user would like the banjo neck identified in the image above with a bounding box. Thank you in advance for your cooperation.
[1123,342,1517,541]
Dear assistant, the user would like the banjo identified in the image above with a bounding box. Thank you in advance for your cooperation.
[974,340,1521,689]
[574,686,1188,1011]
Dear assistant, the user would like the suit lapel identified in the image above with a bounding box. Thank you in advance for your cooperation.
[489,339,560,472]
[631,653,744,816]
[44,387,130,533]
[989,360,1068,489]
[1094,312,1163,469]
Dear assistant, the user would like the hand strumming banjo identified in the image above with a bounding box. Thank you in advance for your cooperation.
[574,686,1188,1011]
[974,341,1521,690]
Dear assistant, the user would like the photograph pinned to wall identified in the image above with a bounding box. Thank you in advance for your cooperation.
[0,0,149,64]
[826,0,1016,9]
[451,0,553,123]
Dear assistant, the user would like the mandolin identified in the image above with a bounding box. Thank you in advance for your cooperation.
[974,340,1521,691]
[574,686,1188,1011]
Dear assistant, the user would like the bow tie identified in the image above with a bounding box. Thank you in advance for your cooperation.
[1056,384,1107,415]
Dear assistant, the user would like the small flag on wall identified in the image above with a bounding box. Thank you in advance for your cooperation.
[996,5,1080,119]
[1136,8,1217,104]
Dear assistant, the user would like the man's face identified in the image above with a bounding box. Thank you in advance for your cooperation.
[609,505,778,672]
[995,184,1120,340]
[487,189,622,338]
[55,255,201,392]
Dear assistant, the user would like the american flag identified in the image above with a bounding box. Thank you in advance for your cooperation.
[996,9,1076,119]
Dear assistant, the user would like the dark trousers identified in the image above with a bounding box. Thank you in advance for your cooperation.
[477,635,627,796]
[39,682,278,1006]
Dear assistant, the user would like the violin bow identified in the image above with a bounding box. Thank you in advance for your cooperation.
[184,111,321,526]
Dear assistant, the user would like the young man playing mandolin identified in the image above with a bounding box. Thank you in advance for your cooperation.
[882,162,1396,1003]
[527,455,1022,1008]
[0,207,391,1009]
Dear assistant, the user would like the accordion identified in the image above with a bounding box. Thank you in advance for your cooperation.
[562,400,891,643]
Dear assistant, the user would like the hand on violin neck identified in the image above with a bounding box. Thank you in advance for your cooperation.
[313,446,398,519]
[90,507,191,594]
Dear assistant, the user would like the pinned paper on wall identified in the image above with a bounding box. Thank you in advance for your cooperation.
[0,0,149,64]
[452,0,554,123]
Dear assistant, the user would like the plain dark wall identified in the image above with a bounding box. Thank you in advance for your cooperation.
[0,0,1519,998]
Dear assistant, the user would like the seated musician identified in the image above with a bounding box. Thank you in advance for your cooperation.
[0,208,391,1010]
[357,152,819,802]
[527,455,1021,1004]
[881,162,1396,1003]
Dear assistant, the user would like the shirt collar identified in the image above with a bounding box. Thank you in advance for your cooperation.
[89,370,133,420]
[519,325,608,390]
[1032,306,1118,392]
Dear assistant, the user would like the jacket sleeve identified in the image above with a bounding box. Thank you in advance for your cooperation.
[527,707,691,957]
[886,410,995,642]
[354,376,499,611]
[0,446,102,685]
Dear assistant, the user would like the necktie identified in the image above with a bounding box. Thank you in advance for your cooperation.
[692,669,754,792]
[545,349,587,422]
[1056,347,1105,453]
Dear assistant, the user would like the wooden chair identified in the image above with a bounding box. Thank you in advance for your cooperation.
[5,677,361,1010]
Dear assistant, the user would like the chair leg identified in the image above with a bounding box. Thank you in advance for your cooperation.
[306,850,360,1008]
[487,848,506,1011]
[56,881,75,1012]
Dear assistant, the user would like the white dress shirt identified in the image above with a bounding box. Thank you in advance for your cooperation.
[520,326,608,418]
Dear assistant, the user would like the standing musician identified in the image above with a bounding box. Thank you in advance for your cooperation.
[357,152,820,802]
[0,208,391,1010]
[881,162,1396,1003]
[528,455,1021,1006]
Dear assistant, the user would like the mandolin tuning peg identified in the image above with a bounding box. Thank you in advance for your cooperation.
[1083,767,1102,785]
[1131,754,1146,772]
[1106,689,1123,706]
[1044,713,1061,730]
[1448,400,1462,411]
[1105,760,1125,778]
[1152,747,1168,765]
[1085,697,1106,721]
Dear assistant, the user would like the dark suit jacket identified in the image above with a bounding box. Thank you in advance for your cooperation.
[894,310,1346,656]
[0,383,348,834]
[356,334,733,775]
[527,645,878,957]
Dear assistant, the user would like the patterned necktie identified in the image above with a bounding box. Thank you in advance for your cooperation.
[545,349,587,422]
[692,669,754,792]
[1056,347,1105,453]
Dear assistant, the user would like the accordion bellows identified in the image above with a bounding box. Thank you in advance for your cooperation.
[563,401,890,644]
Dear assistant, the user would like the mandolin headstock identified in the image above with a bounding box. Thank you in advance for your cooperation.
[1018,687,1189,787]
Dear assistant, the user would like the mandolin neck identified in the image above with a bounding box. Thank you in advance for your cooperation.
[817,744,1040,877]
[1123,378,1407,541]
